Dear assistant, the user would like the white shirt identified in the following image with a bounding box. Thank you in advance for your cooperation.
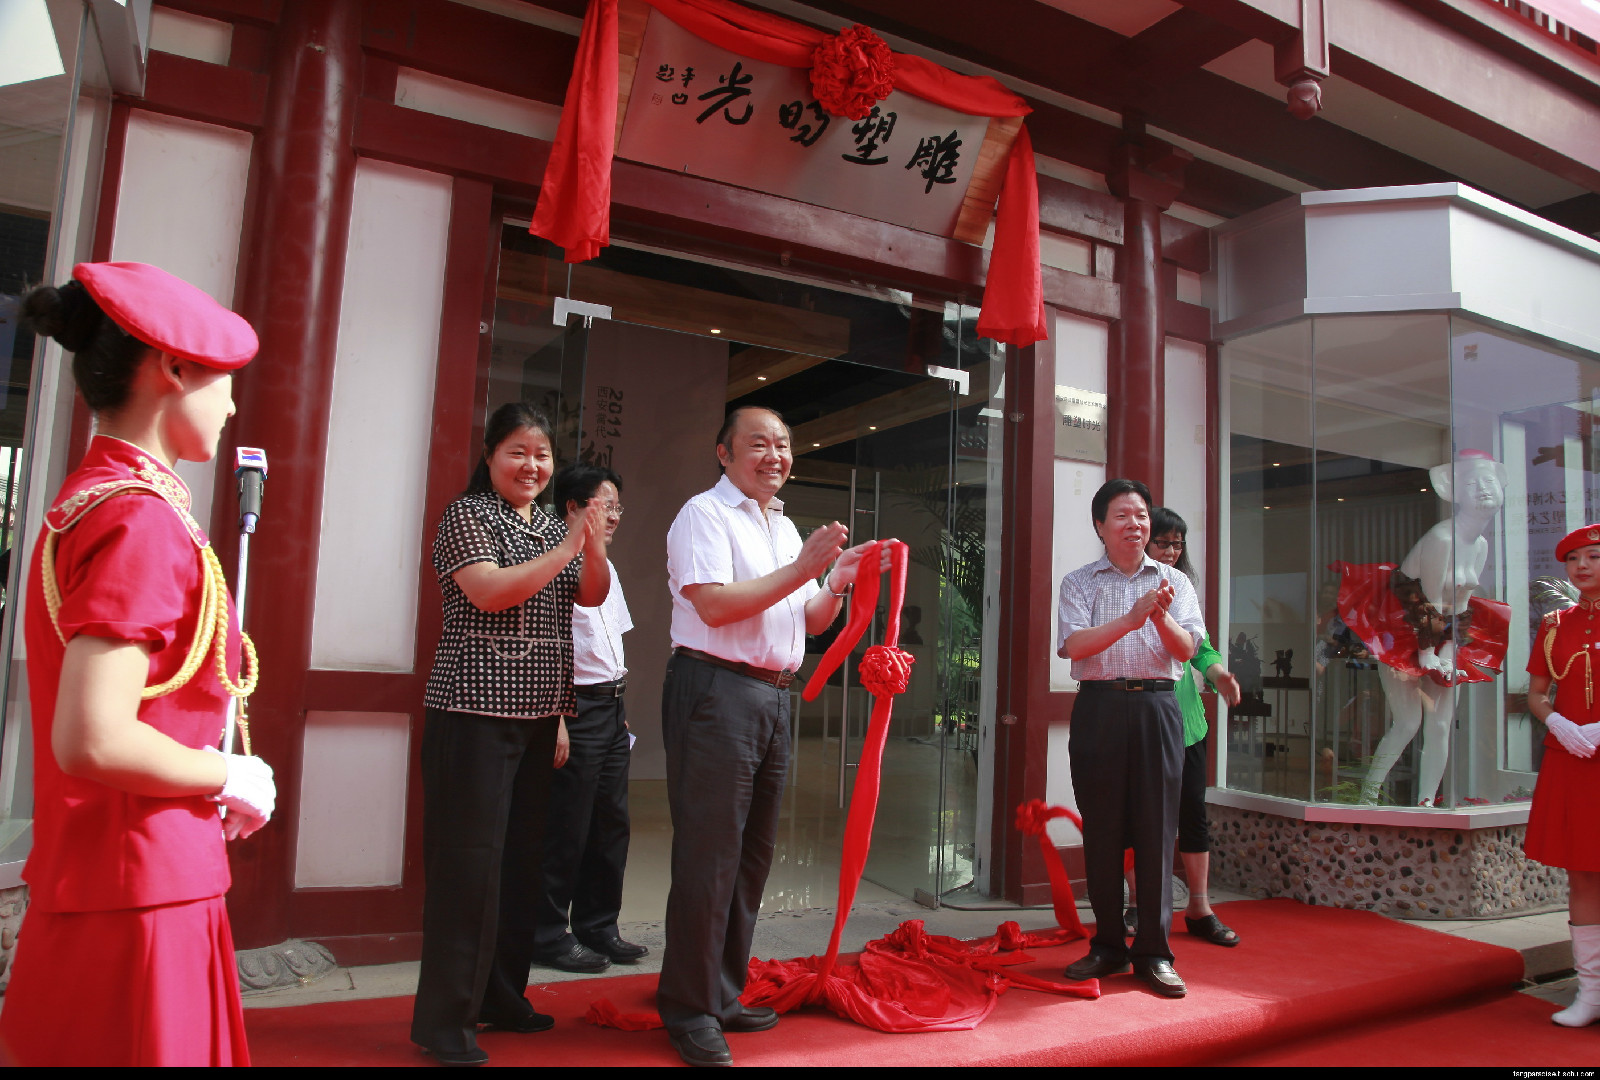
[1057,554,1205,681]
[572,557,631,685]
[666,474,821,671]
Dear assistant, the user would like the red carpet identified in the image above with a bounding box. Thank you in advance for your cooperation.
[1222,990,1600,1067]
[246,900,1529,1067]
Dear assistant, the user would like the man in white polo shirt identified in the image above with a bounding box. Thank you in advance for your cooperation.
[657,405,879,1067]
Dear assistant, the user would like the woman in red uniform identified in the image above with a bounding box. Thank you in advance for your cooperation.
[0,262,275,1066]
[1526,524,1600,1028]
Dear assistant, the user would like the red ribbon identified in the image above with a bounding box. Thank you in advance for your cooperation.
[585,543,1095,1031]
[1012,799,1089,939]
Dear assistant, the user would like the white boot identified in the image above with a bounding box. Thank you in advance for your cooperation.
[1553,923,1600,1027]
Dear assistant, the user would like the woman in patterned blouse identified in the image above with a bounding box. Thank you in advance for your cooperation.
[410,402,610,1066]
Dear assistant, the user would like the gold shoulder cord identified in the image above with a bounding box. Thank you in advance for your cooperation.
[41,531,260,751]
[1542,611,1592,709]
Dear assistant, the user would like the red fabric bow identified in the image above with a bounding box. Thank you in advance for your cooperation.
[530,0,1046,347]
[810,25,896,119]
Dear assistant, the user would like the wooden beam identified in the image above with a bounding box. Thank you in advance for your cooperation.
[497,250,853,357]
[362,0,576,106]
[725,347,829,400]
[791,362,989,454]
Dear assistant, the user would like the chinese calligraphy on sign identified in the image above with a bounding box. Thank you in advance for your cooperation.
[1054,386,1108,463]
[617,9,988,238]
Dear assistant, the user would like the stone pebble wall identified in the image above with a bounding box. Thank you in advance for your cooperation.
[0,885,26,990]
[1207,805,1568,919]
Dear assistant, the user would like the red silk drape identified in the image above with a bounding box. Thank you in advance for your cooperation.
[529,0,1047,347]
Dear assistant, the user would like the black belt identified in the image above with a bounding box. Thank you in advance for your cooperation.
[1078,678,1176,693]
[674,647,797,690]
[576,678,626,698]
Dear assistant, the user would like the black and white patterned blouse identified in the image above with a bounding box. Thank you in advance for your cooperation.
[423,490,581,719]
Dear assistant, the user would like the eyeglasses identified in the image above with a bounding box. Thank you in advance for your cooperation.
[1151,539,1185,551]
[599,503,624,519]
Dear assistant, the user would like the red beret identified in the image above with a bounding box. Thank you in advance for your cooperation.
[1556,524,1600,561]
[73,261,257,370]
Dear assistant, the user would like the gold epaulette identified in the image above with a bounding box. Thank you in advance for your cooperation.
[40,475,258,709]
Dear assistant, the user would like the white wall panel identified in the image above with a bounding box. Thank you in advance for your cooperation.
[1162,337,1208,605]
[1044,724,1082,839]
[111,109,252,534]
[310,160,450,670]
[294,711,410,887]
[1048,311,1109,693]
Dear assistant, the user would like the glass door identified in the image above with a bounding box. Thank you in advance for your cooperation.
[487,223,998,907]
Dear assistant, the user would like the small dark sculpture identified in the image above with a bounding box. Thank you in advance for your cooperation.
[1273,649,1294,679]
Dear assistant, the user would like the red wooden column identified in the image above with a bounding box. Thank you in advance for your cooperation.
[993,339,1058,904]
[217,0,362,950]
[1107,134,1190,504]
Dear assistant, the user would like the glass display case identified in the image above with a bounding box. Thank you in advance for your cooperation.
[1222,311,1599,809]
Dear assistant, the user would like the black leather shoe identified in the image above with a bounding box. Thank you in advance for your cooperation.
[671,1027,732,1067]
[533,940,611,974]
[478,1009,555,1033]
[419,1044,489,1067]
[1064,949,1131,981]
[1132,959,1187,998]
[581,934,649,963]
[723,1005,779,1033]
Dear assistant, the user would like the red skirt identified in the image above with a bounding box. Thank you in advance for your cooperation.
[1525,739,1600,873]
[0,894,249,1066]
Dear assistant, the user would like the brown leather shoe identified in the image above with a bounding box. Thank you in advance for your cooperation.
[1133,959,1187,997]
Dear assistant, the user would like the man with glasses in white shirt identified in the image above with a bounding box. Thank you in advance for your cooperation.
[657,406,881,1067]
[1057,478,1205,999]
[529,463,646,975]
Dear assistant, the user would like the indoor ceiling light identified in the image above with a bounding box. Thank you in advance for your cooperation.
[757,375,767,381]
[710,328,722,334]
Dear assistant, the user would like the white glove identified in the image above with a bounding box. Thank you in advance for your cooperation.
[1544,712,1596,760]
[1579,720,1600,748]
[205,747,276,840]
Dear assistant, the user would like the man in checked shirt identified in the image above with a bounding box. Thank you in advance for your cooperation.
[1058,478,1204,998]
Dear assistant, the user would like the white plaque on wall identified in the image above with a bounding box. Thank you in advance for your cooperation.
[1054,385,1107,463]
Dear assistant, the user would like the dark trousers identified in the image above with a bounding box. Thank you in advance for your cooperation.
[1068,687,1184,963]
[656,653,789,1036]
[411,708,558,1056]
[532,691,632,951]
[1178,737,1211,855]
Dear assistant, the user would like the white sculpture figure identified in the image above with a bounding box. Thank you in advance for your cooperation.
[1359,451,1508,806]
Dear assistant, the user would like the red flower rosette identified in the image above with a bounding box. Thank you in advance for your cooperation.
[858,644,913,697]
[810,24,896,120]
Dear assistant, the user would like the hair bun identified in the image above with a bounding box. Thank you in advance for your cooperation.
[22,280,104,353]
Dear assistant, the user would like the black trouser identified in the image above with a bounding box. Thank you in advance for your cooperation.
[411,708,558,1056]
[656,653,789,1036]
[532,690,632,952]
[1068,686,1184,964]
[1178,736,1211,855]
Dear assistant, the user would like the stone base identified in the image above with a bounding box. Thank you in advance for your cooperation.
[0,884,26,991]
[1208,805,1567,919]
[237,938,339,993]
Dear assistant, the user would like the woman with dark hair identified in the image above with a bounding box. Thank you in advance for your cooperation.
[410,401,610,1066]
[1524,525,1600,1028]
[1125,506,1244,947]
[0,262,273,1066]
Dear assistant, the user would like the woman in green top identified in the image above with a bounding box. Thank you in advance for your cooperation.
[1125,507,1244,946]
